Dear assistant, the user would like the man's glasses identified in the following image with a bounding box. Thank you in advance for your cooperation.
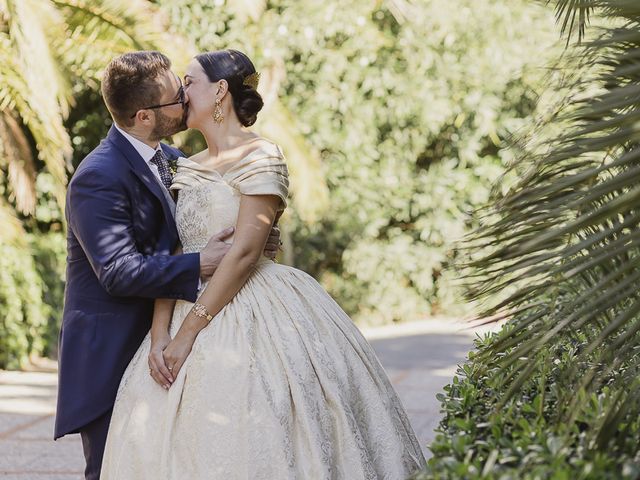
[130,85,186,119]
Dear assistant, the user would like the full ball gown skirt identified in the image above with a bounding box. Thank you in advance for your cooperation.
[100,145,426,479]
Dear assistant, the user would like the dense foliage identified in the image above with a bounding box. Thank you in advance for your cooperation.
[414,1,640,477]
[157,0,561,324]
[0,0,561,365]
[414,329,640,479]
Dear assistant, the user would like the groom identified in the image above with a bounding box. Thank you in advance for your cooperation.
[54,51,280,480]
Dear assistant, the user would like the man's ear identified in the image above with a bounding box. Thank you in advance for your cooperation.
[135,110,153,125]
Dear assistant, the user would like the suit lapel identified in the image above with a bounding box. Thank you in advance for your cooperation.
[106,126,177,236]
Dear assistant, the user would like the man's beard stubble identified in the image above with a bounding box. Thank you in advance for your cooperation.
[149,108,188,142]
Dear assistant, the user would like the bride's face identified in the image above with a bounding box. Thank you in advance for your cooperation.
[183,60,218,129]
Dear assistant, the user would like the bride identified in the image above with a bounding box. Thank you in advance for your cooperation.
[100,49,426,479]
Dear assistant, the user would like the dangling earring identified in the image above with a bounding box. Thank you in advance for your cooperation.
[213,98,224,124]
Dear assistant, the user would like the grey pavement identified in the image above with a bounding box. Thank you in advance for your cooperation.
[0,318,493,478]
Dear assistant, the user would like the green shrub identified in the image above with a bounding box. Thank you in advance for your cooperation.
[0,240,47,369]
[0,167,68,367]
[413,327,640,479]
[31,231,66,359]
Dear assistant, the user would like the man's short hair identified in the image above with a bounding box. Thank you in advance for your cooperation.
[101,51,171,127]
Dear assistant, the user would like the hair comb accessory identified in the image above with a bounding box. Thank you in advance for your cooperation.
[242,72,260,90]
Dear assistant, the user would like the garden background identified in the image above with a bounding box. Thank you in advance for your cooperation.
[0,0,560,367]
[3,1,640,478]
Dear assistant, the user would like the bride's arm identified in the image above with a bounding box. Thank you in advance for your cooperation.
[148,298,177,389]
[148,245,183,389]
[162,194,281,377]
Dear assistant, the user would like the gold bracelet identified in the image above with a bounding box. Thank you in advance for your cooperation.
[191,302,214,323]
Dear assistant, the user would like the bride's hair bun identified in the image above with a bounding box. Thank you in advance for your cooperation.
[195,49,264,127]
[233,83,263,127]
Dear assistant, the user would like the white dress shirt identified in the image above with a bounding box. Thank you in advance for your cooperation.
[114,124,202,291]
[114,124,165,187]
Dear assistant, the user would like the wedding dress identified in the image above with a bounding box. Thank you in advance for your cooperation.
[100,143,426,479]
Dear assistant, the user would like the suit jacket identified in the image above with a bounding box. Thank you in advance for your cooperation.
[54,126,200,439]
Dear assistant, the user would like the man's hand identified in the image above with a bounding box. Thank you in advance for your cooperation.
[264,225,282,260]
[148,331,173,390]
[200,225,281,276]
[200,227,234,279]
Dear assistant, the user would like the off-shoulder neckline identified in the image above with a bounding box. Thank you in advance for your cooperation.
[178,143,282,178]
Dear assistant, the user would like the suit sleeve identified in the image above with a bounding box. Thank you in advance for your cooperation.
[67,167,200,301]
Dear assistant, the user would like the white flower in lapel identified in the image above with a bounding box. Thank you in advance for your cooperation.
[168,157,178,178]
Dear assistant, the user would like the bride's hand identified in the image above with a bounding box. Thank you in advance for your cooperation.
[149,331,174,389]
[162,333,196,383]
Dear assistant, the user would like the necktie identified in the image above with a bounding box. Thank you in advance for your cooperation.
[150,149,173,190]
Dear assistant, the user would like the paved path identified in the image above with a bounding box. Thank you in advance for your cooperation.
[0,319,490,478]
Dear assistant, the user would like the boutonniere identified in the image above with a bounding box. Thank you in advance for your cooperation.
[168,158,178,177]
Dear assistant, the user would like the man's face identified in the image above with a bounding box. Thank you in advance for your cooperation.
[149,70,188,141]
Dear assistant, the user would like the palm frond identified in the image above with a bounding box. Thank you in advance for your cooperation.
[51,0,162,50]
[0,111,37,214]
[2,0,71,206]
[379,0,419,24]
[0,0,174,215]
[462,2,640,417]
[549,0,594,44]
[0,197,27,246]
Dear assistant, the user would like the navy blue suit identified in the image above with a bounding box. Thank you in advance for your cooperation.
[54,127,200,476]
